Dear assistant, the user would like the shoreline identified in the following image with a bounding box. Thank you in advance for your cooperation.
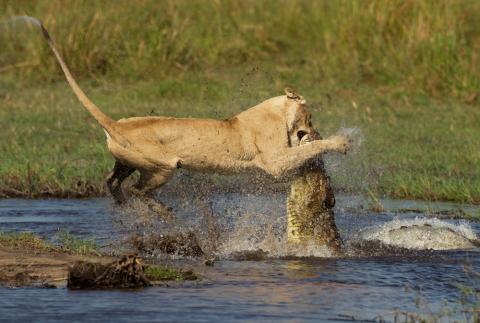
[1,79,479,207]
[1,187,479,206]
[0,245,113,288]
[0,245,199,289]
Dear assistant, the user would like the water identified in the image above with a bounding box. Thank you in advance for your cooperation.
[0,193,479,322]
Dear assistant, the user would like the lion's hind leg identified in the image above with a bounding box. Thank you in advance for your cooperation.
[131,169,176,219]
[106,161,136,204]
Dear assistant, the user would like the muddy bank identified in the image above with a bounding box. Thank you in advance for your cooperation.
[0,173,289,199]
[0,246,198,289]
[0,181,105,199]
[0,245,113,288]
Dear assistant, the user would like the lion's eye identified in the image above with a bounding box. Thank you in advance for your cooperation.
[297,131,307,141]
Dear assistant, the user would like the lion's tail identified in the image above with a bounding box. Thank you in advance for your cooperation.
[13,16,128,146]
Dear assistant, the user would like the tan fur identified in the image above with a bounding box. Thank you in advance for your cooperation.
[33,18,351,203]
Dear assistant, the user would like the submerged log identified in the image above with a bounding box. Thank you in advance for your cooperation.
[67,255,151,289]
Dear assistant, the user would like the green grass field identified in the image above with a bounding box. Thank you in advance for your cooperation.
[0,1,479,203]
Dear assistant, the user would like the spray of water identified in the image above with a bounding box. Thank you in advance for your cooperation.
[356,218,478,250]
[337,127,364,155]
[110,172,479,260]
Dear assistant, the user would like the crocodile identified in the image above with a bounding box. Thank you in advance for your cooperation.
[287,132,344,254]
[286,128,479,255]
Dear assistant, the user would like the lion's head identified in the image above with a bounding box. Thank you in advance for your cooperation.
[284,87,319,146]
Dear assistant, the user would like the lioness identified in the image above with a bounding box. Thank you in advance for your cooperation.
[25,16,350,204]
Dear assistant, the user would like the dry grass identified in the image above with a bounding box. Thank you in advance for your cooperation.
[0,231,53,250]
[0,0,478,97]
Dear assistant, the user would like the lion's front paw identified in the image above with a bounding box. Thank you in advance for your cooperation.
[328,135,351,154]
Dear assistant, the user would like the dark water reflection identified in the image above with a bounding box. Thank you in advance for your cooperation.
[0,196,479,322]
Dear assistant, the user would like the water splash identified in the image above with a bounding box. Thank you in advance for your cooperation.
[110,173,339,259]
[356,218,479,250]
[217,215,335,258]
[110,172,479,259]
[337,127,364,155]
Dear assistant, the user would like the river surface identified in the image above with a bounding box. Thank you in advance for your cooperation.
[0,193,479,322]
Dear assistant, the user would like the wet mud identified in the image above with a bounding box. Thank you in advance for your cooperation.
[68,255,151,289]
[0,246,198,289]
[0,245,113,288]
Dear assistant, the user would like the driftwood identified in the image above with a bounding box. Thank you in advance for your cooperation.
[67,255,151,289]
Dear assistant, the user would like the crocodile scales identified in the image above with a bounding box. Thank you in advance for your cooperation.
[287,133,344,254]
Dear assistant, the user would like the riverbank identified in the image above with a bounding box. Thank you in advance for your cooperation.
[1,76,479,204]
[0,232,197,288]
[0,244,111,288]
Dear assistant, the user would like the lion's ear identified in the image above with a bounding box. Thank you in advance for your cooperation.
[284,87,306,104]
[284,87,299,99]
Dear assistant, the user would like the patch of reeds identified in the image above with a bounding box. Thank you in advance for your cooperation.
[56,230,99,255]
[144,265,198,282]
[0,231,53,250]
[0,230,99,255]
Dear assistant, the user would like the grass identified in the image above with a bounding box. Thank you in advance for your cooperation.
[144,264,198,281]
[0,0,478,97]
[0,231,54,250]
[0,230,98,255]
[0,75,478,203]
[144,265,183,282]
[56,230,98,255]
[0,1,479,203]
